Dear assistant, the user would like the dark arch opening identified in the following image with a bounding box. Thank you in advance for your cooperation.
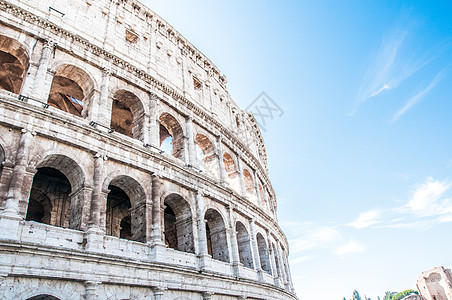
[106,185,132,240]
[159,113,184,159]
[26,295,61,300]
[236,221,254,269]
[0,35,29,94]
[163,193,194,253]
[257,232,272,275]
[111,90,145,140]
[48,64,94,118]
[204,208,229,263]
[26,167,71,227]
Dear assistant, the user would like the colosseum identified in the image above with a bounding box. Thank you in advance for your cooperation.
[0,0,296,299]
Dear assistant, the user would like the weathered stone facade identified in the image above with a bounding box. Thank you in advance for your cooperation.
[0,0,296,299]
[417,267,452,300]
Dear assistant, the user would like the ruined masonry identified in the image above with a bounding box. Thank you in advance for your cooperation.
[0,0,297,299]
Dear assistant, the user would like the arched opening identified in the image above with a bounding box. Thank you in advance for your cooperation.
[195,134,218,177]
[26,167,71,228]
[48,64,94,118]
[26,295,61,300]
[106,185,131,239]
[236,221,254,269]
[110,90,145,140]
[163,193,194,253]
[0,35,29,94]
[243,169,257,202]
[256,233,271,275]
[159,113,184,159]
[204,208,229,263]
[223,153,240,192]
[105,176,147,242]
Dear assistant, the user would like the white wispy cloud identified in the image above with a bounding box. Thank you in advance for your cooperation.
[349,177,452,230]
[282,221,342,254]
[391,69,446,122]
[347,210,381,229]
[334,240,364,256]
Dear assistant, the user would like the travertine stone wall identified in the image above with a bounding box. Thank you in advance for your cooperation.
[0,0,296,299]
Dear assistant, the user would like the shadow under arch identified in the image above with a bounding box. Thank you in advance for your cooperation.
[110,89,145,140]
[0,34,30,94]
[163,192,194,253]
[26,295,61,300]
[47,64,95,118]
[104,174,147,242]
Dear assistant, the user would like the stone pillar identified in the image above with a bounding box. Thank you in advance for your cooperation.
[84,281,100,300]
[249,219,263,280]
[31,40,53,101]
[86,153,106,252]
[202,291,214,300]
[98,68,111,127]
[152,286,166,300]
[142,112,151,145]
[150,175,166,261]
[228,206,241,277]
[0,161,14,212]
[185,115,196,166]
[196,191,209,270]
[216,136,226,185]
[253,170,262,205]
[148,93,159,148]
[2,129,33,217]
[266,232,279,286]
[236,156,246,196]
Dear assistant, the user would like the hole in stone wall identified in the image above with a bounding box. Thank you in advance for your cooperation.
[111,90,145,140]
[106,185,132,239]
[193,76,202,91]
[159,113,184,159]
[0,35,29,94]
[257,233,272,275]
[236,221,254,269]
[204,208,230,263]
[26,167,71,227]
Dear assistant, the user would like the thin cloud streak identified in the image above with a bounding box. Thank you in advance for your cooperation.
[334,240,364,256]
[391,69,446,123]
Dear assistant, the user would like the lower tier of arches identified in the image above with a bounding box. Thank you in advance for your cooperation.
[0,240,298,300]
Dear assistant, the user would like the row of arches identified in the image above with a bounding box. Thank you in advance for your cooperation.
[0,34,275,214]
[0,144,284,278]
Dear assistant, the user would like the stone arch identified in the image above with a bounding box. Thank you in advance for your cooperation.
[243,168,257,201]
[159,112,185,159]
[48,64,95,118]
[236,221,254,269]
[104,175,147,242]
[0,34,30,94]
[110,89,145,140]
[195,133,218,177]
[163,193,194,253]
[258,183,266,208]
[256,232,271,275]
[26,154,86,230]
[26,295,61,300]
[223,152,240,192]
[204,208,230,263]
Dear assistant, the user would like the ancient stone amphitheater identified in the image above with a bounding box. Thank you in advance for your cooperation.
[0,0,296,299]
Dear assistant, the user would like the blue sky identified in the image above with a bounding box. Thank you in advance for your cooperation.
[142,1,452,299]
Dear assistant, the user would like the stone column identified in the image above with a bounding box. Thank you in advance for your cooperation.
[31,40,54,101]
[86,153,106,251]
[150,175,166,261]
[0,161,14,212]
[2,129,33,217]
[196,191,209,270]
[152,286,166,300]
[249,219,263,280]
[185,115,196,166]
[236,156,246,196]
[202,292,214,300]
[148,93,159,147]
[98,68,111,127]
[216,136,226,185]
[228,206,241,277]
[253,170,262,205]
[84,281,100,300]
